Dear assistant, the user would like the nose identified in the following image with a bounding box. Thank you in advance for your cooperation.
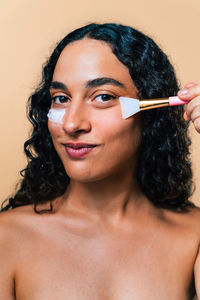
[62,100,91,136]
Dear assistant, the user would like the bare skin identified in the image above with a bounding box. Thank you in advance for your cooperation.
[0,39,200,300]
[0,200,200,300]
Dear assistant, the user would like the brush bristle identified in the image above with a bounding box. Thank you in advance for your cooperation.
[119,97,140,119]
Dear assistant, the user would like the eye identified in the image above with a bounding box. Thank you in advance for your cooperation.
[95,94,116,103]
[52,95,69,104]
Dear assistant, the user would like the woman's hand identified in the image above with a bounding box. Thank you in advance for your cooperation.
[178,82,200,133]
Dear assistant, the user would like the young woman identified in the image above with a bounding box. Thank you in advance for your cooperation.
[0,23,200,300]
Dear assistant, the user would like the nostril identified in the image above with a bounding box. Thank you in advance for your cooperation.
[62,116,91,135]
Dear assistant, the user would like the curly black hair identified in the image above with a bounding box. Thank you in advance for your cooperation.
[1,23,194,213]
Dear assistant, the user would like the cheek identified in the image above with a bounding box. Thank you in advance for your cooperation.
[95,114,141,156]
[48,120,63,141]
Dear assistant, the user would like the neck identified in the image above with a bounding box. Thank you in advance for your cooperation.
[60,167,146,224]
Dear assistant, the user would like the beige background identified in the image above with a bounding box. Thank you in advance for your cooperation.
[0,0,199,206]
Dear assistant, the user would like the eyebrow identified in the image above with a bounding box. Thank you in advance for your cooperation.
[50,81,69,91]
[85,77,125,89]
[50,77,126,91]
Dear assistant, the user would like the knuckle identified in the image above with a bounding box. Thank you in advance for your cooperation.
[192,85,200,96]
[187,96,200,114]
[191,106,200,122]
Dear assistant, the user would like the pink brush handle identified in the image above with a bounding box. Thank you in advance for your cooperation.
[169,96,189,106]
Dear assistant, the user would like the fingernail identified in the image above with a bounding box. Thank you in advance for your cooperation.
[179,89,188,96]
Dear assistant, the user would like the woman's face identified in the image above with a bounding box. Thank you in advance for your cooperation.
[48,38,141,182]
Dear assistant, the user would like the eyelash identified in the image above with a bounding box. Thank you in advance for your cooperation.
[95,94,116,103]
[51,94,117,104]
[51,95,68,104]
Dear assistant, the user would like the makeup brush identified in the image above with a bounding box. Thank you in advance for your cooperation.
[119,96,189,119]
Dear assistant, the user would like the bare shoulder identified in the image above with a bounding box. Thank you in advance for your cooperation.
[159,205,200,243]
[187,205,200,226]
[161,204,200,227]
[0,205,36,246]
[0,206,39,299]
[0,204,57,271]
[0,204,54,237]
[177,205,199,226]
[0,202,64,249]
[0,204,37,227]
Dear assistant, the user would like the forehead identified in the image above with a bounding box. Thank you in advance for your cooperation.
[52,38,135,90]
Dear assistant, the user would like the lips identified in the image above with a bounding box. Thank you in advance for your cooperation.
[66,143,97,149]
[64,143,98,158]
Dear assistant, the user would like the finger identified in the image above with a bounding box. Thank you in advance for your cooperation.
[193,117,200,133]
[178,84,200,101]
[183,111,190,122]
[190,105,200,123]
[184,96,200,119]
[184,82,197,89]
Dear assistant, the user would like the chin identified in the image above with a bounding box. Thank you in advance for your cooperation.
[63,165,114,183]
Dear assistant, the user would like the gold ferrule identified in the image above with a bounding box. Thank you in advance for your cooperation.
[139,98,169,111]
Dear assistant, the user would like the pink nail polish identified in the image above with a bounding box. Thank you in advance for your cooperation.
[179,89,188,96]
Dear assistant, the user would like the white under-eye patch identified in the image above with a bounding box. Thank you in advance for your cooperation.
[47,108,67,124]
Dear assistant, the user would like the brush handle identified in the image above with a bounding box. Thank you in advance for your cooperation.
[119,96,189,119]
[169,96,189,106]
